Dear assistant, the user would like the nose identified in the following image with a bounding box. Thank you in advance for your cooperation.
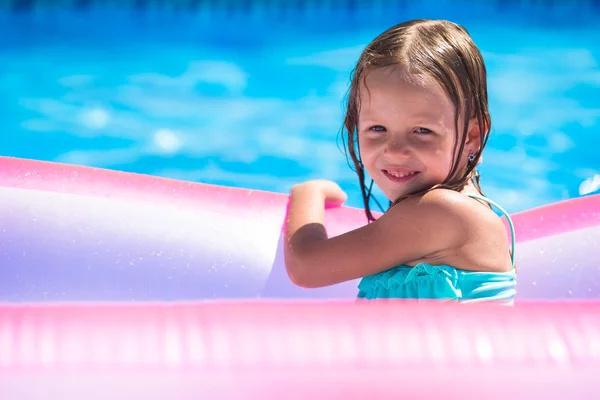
[383,137,412,160]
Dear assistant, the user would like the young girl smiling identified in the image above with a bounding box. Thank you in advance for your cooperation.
[284,19,516,303]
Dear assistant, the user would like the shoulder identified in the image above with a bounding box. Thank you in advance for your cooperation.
[391,188,512,271]
[383,188,474,232]
[412,187,476,211]
[379,188,497,256]
[365,188,476,261]
[414,188,508,232]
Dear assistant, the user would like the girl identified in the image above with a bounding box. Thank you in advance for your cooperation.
[284,19,517,303]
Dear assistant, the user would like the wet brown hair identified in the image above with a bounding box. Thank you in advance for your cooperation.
[341,19,491,222]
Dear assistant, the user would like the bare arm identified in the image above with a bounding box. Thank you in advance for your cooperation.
[284,180,469,288]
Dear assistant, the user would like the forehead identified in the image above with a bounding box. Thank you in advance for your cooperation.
[358,65,454,119]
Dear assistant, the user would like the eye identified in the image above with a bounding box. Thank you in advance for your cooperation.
[369,125,386,132]
[414,127,433,134]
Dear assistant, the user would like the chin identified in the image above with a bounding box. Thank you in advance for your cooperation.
[383,185,431,202]
[374,183,410,202]
[383,190,408,203]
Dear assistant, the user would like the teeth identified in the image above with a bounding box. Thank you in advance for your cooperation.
[387,171,416,178]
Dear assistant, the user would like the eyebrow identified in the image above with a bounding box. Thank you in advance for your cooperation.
[411,112,444,121]
[359,111,443,123]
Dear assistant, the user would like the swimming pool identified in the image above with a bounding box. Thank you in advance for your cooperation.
[1,0,599,214]
[1,2,600,397]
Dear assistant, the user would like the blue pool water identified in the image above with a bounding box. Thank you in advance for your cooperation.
[1,1,599,213]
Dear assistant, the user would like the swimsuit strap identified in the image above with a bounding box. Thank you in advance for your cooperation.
[465,193,516,269]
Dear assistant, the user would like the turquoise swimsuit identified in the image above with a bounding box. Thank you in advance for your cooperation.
[357,193,517,304]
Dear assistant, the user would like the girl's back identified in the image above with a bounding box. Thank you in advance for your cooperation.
[357,189,517,303]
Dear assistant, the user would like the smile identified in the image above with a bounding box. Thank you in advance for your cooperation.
[382,169,420,183]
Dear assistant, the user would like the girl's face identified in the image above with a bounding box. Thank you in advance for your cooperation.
[357,65,475,202]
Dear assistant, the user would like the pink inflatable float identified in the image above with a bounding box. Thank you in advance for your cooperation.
[0,156,599,398]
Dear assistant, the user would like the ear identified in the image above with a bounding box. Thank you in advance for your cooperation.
[464,117,482,159]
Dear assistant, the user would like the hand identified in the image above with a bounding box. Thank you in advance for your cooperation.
[291,179,347,207]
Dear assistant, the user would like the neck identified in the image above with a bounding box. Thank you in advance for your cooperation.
[460,176,482,196]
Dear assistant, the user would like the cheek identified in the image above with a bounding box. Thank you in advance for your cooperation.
[427,147,454,176]
[357,138,381,179]
[358,136,376,163]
